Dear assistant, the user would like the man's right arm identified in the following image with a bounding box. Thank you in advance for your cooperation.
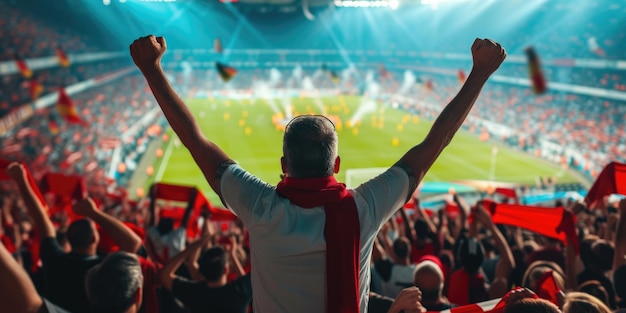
[130,36,233,201]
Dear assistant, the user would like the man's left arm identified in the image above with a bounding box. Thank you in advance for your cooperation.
[396,39,506,185]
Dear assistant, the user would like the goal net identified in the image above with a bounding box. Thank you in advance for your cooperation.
[344,167,388,189]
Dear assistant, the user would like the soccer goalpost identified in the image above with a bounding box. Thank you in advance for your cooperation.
[344,167,389,189]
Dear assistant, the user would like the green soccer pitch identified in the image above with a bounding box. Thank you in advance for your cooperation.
[129,95,585,204]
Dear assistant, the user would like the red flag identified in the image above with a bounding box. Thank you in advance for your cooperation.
[56,88,88,126]
[480,200,578,253]
[525,47,547,94]
[379,64,392,80]
[457,69,467,83]
[97,222,145,254]
[216,62,237,82]
[29,78,44,100]
[39,172,86,219]
[494,187,518,204]
[15,54,32,78]
[152,183,235,239]
[536,270,561,305]
[55,47,71,67]
[425,79,434,92]
[214,38,223,53]
[584,162,626,207]
[48,115,60,135]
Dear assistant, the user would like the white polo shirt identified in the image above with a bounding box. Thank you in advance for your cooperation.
[221,165,410,313]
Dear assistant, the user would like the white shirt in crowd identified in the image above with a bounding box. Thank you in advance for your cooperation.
[146,226,186,262]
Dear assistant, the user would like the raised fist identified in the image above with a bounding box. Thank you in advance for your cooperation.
[471,38,507,77]
[388,287,425,313]
[73,197,97,217]
[5,162,27,181]
[130,35,167,72]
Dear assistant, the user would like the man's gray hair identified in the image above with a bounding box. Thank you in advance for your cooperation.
[86,252,143,313]
[283,115,338,178]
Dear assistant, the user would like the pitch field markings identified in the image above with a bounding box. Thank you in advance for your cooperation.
[147,96,585,202]
[155,133,175,182]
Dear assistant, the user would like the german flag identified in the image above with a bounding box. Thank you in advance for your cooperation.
[379,64,392,80]
[457,69,467,83]
[29,78,44,100]
[329,70,340,84]
[214,38,223,53]
[56,88,88,126]
[48,115,60,135]
[56,47,71,67]
[525,46,547,94]
[424,79,433,92]
[216,62,237,82]
[15,54,32,78]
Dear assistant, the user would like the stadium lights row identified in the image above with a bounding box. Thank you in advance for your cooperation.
[334,0,400,9]
[103,0,176,5]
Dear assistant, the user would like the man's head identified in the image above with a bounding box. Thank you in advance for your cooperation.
[198,246,229,282]
[67,218,99,253]
[156,217,175,235]
[522,261,566,292]
[563,292,612,313]
[505,298,561,313]
[414,219,430,239]
[86,252,143,313]
[580,239,614,273]
[413,260,444,303]
[282,115,339,178]
[456,237,485,273]
[392,237,411,261]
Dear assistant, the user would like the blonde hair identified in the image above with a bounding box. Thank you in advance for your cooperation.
[521,261,566,291]
[563,292,611,313]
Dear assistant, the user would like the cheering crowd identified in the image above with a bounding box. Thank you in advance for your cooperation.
[0,34,625,313]
[2,1,626,313]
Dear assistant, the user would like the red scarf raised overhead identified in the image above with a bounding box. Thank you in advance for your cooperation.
[276,176,360,313]
[584,162,626,207]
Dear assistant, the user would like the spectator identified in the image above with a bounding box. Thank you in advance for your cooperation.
[6,162,141,312]
[159,237,252,313]
[563,292,612,313]
[0,223,70,313]
[145,186,195,263]
[385,287,426,313]
[372,235,416,298]
[412,259,454,311]
[85,252,145,313]
[130,34,506,313]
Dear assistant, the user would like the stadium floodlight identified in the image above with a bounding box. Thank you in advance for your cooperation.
[389,0,399,9]
[103,0,111,5]
[334,0,392,8]
[420,0,469,9]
